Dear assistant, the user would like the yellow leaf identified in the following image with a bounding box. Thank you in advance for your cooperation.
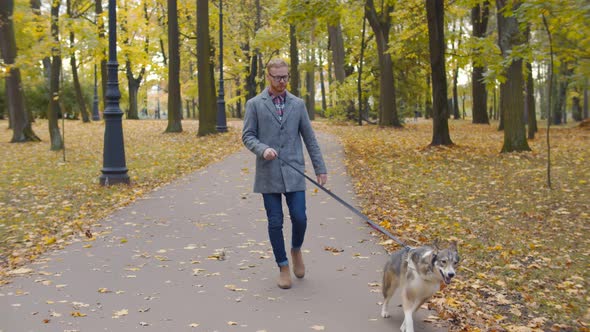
[71,311,86,317]
[44,236,56,245]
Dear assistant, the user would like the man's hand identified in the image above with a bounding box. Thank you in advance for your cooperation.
[263,148,278,160]
[317,174,327,186]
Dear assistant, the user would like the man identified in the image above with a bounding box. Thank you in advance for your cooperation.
[242,58,327,289]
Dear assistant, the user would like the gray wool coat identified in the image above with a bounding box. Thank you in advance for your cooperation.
[242,88,327,194]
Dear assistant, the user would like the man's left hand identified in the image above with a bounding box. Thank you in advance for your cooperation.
[317,174,327,186]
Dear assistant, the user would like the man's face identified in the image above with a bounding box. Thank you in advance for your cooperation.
[267,66,289,94]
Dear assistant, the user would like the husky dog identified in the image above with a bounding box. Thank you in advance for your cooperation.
[381,241,459,332]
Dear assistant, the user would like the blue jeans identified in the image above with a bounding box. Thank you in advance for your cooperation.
[262,191,307,267]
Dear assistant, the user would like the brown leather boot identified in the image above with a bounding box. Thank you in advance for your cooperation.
[291,249,305,278]
[278,265,292,289]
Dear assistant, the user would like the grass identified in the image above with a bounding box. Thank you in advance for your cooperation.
[0,119,243,277]
[322,119,589,331]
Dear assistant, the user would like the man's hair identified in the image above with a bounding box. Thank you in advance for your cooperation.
[266,58,288,73]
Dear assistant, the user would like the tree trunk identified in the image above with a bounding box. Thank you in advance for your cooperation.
[122,1,148,121]
[197,0,216,136]
[426,0,453,145]
[166,0,182,132]
[471,1,490,124]
[126,61,144,120]
[71,52,90,122]
[328,23,346,83]
[0,0,40,142]
[425,75,432,119]
[500,59,530,152]
[526,62,537,138]
[366,0,400,127]
[68,31,90,123]
[0,79,5,120]
[357,14,367,125]
[451,22,461,120]
[246,46,258,100]
[452,67,460,119]
[584,78,588,119]
[48,0,63,150]
[319,48,327,115]
[306,29,315,120]
[31,0,50,93]
[95,0,107,111]
[236,83,242,119]
[497,0,530,153]
[289,24,300,97]
[572,96,582,121]
[66,0,89,122]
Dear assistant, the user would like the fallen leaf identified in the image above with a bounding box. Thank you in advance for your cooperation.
[112,309,128,319]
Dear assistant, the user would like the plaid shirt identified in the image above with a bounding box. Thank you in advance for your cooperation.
[269,91,287,120]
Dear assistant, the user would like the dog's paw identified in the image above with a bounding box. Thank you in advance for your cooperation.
[380,310,390,318]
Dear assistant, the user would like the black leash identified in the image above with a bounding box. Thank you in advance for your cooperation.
[277,155,409,249]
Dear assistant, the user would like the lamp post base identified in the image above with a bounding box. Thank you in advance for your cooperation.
[99,170,130,186]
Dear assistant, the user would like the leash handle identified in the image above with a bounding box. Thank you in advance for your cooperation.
[276,155,408,249]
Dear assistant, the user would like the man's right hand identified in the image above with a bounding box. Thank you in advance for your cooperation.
[263,148,278,160]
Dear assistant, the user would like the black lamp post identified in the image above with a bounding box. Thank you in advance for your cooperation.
[100,0,129,186]
[92,64,100,121]
[216,0,227,133]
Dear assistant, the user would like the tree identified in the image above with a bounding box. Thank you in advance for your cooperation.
[197,0,216,136]
[49,0,64,151]
[525,24,537,138]
[471,1,490,124]
[425,0,452,146]
[0,0,40,142]
[96,0,107,111]
[526,61,537,138]
[305,28,316,120]
[67,0,90,122]
[365,0,401,127]
[246,0,262,100]
[497,0,530,153]
[122,0,148,120]
[166,0,182,132]
[328,23,346,83]
[289,24,300,96]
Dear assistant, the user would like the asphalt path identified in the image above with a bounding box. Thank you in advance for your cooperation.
[0,131,447,332]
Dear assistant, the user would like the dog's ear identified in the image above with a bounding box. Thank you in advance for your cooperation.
[432,238,441,251]
[449,240,458,251]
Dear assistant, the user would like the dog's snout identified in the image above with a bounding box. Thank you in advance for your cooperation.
[448,272,455,279]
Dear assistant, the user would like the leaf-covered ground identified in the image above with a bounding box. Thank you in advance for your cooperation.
[0,119,243,281]
[323,120,589,331]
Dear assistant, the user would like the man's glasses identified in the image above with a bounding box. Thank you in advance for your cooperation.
[268,73,290,82]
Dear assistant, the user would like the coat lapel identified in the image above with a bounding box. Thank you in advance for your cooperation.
[281,91,296,124]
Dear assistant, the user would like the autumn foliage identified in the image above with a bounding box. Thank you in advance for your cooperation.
[324,120,589,331]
